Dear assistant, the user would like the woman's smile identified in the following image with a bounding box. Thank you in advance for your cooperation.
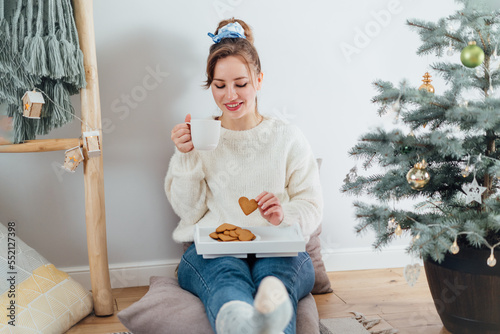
[224,101,243,111]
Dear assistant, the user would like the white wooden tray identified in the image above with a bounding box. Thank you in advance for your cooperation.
[194,224,305,259]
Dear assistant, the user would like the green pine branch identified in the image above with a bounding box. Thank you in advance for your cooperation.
[344,0,500,262]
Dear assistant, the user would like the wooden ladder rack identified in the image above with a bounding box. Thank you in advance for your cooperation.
[0,0,114,316]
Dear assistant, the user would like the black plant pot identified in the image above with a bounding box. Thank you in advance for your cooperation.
[424,246,500,334]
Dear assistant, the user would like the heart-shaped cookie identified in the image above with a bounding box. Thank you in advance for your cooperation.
[238,197,258,216]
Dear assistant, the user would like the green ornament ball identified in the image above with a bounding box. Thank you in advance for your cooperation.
[460,42,485,68]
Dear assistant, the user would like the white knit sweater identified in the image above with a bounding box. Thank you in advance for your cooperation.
[164,116,323,243]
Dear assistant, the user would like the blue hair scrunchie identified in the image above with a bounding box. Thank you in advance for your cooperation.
[208,22,246,44]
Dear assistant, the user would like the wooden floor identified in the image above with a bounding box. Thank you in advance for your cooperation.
[67,267,450,334]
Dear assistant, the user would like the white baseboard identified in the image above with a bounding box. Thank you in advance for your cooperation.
[62,246,422,290]
[61,259,180,291]
[321,245,422,272]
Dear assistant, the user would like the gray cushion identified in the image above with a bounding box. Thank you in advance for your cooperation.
[308,224,333,294]
[118,276,320,334]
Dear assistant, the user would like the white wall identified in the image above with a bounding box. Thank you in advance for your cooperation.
[0,0,458,289]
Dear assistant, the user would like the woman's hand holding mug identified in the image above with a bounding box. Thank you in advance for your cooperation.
[171,114,194,153]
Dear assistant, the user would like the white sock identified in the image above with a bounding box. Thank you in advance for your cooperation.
[215,276,292,334]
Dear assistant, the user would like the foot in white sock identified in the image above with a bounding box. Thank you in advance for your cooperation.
[254,276,293,333]
[215,276,292,334]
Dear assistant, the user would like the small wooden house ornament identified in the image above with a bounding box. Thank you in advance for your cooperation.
[63,146,84,172]
[22,90,45,119]
[83,131,101,157]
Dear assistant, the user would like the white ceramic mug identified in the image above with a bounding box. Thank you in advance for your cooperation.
[187,119,221,151]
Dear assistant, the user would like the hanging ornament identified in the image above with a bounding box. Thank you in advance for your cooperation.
[446,41,454,56]
[83,131,102,158]
[487,251,497,267]
[63,146,84,172]
[460,41,485,68]
[390,90,403,123]
[493,45,498,61]
[404,263,421,287]
[390,99,401,114]
[391,100,401,124]
[343,166,358,184]
[462,176,487,204]
[387,218,397,232]
[418,73,433,128]
[418,72,435,93]
[450,238,460,254]
[406,160,431,190]
[22,90,45,119]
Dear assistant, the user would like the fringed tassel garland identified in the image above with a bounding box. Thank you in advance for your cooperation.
[0,0,87,143]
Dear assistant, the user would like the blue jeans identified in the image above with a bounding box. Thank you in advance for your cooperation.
[178,244,315,334]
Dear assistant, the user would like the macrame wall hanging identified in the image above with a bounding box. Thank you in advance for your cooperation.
[0,0,86,143]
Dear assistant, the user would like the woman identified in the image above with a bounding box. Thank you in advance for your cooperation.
[165,18,323,334]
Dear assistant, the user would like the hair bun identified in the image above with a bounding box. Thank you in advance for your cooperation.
[215,18,254,45]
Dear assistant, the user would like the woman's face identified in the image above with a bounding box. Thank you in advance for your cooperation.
[211,56,262,121]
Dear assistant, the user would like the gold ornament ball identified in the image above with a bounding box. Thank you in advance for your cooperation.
[418,72,435,93]
[406,160,431,190]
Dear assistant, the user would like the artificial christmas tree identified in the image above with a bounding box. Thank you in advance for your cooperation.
[342,1,500,332]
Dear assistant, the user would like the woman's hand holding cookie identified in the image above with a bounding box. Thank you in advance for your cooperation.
[171,114,194,153]
[255,191,283,226]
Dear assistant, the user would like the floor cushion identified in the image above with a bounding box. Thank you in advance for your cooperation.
[307,224,333,294]
[118,276,319,334]
[0,222,93,333]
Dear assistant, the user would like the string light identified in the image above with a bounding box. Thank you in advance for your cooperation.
[461,155,471,177]
[461,165,470,177]
[476,66,483,76]
[487,250,497,267]
[395,224,403,236]
[32,87,100,132]
[450,238,460,254]
[413,222,499,267]
[487,85,494,96]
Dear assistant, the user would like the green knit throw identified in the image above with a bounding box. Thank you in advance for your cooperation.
[0,0,86,143]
